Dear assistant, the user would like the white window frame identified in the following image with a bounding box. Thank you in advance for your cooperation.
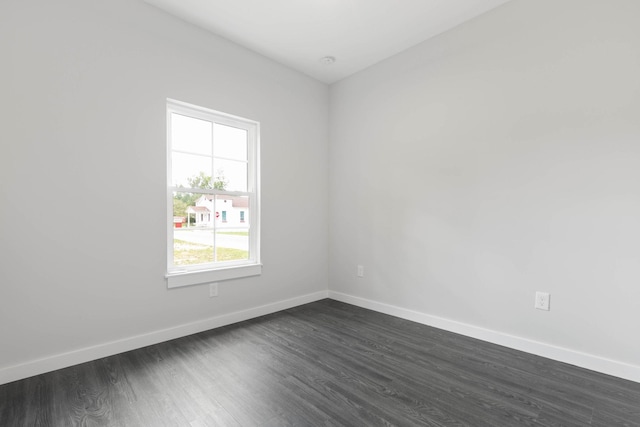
[165,99,261,288]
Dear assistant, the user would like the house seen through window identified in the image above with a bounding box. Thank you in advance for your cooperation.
[166,99,260,287]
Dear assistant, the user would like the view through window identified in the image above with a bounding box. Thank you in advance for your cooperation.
[167,99,259,282]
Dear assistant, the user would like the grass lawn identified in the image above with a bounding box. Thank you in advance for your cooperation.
[173,239,248,265]
[216,231,249,236]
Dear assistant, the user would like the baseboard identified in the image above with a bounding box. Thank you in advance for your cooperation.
[0,290,329,386]
[328,291,640,384]
[5,289,638,386]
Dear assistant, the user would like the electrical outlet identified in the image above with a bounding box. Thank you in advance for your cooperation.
[209,282,219,298]
[535,291,550,311]
[357,265,364,277]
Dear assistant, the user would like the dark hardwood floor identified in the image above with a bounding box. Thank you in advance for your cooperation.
[1,299,639,426]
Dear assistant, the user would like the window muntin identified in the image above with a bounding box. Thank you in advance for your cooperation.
[166,99,260,287]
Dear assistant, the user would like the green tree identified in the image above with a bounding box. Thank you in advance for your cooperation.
[187,171,212,190]
[213,169,228,190]
[186,170,228,190]
[172,198,189,218]
[173,170,228,220]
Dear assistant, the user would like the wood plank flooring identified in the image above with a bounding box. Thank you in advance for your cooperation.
[1,299,639,426]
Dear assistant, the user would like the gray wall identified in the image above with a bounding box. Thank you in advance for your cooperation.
[329,0,640,369]
[0,0,329,378]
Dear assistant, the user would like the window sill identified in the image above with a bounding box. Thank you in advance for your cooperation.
[166,263,262,289]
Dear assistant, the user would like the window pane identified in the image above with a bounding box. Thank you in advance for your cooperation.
[173,193,250,266]
[214,158,247,192]
[214,194,250,262]
[214,123,247,160]
[172,192,214,266]
[215,227,249,262]
[172,152,211,188]
[171,113,212,155]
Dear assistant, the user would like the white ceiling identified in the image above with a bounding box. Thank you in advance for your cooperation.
[144,0,512,84]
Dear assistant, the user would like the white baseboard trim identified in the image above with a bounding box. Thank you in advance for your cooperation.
[328,291,640,384]
[0,290,329,386]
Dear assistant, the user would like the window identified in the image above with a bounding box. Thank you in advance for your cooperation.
[166,99,260,288]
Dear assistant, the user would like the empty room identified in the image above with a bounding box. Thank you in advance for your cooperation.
[1,0,639,425]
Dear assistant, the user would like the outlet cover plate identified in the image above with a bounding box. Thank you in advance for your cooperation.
[535,291,550,311]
